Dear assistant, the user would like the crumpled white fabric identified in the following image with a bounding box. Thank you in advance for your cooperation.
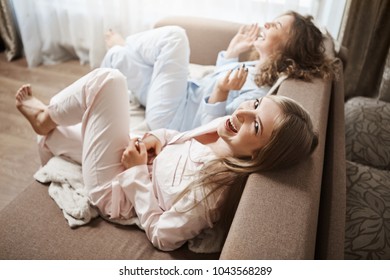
[34,156,99,228]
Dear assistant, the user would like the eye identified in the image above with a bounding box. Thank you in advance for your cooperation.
[254,121,259,134]
[254,99,260,109]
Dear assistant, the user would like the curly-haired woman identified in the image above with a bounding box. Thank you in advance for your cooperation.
[101,10,334,131]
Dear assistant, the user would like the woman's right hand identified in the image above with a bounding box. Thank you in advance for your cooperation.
[225,24,260,59]
[121,138,147,169]
[141,134,162,165]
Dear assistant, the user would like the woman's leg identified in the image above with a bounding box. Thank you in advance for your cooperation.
[15,84,83,165]
[16,69,130,191]
[101,26,190,130]
[15,84,57,135]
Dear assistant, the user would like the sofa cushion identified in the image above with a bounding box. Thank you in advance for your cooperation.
[345,97,390,170]
[378,47,390,103]
[344,160,390,260]
[0,181,219,260]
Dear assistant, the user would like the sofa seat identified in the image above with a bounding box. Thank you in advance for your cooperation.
[0,181,218,259]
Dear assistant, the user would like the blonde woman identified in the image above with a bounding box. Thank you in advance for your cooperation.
[102,11,334,131]
[16,68,318,251]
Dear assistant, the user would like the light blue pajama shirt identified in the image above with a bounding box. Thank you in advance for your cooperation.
[169,51,270,131]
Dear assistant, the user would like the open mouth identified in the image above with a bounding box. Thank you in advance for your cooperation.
[259,31,265,41]
[226,116,238,133]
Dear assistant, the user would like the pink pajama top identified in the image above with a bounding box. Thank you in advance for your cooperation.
[89,117,229,251]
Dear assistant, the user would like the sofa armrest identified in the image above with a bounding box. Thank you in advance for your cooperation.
[221,78,333,259]
[221,163,319,259]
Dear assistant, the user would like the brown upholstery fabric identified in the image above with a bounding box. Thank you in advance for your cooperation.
[345,161,390,260]
[0,181,218,260]
[315,60,346,259]
[344,96,390,259]
[345,97,390,170]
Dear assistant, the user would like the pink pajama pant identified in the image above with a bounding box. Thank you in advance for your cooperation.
[39,68,130,191]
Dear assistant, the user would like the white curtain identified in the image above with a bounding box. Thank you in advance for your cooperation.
[11,0,341,68]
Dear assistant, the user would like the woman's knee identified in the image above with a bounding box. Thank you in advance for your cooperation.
[101,69,127,95]
[160,26,189,51]
[166,26,187,40]
[84,68,127,103]
[101,45,129,68]
[90,68,125,81]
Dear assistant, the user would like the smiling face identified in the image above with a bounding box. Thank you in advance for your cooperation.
[216,97,283,158]
[253,14,294,59]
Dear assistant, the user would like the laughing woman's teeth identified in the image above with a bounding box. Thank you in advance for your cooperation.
[259,32,265,40]
[230,117,238,133]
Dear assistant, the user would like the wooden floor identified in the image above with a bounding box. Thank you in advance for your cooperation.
[0,52,89,211]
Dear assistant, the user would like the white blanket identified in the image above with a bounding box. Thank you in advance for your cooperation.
[34,156,99,228]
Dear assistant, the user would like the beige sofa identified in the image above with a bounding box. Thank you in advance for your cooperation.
[0,16,346,260]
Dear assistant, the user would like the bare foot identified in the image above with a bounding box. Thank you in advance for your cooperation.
[104,29,125,49]
[15,84,56,135]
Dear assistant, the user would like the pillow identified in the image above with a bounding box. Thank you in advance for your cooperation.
[188,63,215,80]
[345,160,390,259]
[378,47,390,103]
[345,97,390,170]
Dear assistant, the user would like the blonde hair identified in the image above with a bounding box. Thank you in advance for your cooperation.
[254,11,336,87]
[176,95,318,222]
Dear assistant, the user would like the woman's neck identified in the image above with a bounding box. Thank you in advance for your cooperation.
[195,132,232,158]
[194,132,219,145]
[257,54,269,67]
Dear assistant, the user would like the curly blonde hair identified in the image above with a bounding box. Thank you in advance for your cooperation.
[254,11,335,87]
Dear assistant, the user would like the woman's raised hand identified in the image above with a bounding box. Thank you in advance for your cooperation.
[208,65,248,104]
[225,24,260,59]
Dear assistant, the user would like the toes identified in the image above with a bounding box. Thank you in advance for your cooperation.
[15,84,32,99]
[15,87,24,98]
[26,84,32,96]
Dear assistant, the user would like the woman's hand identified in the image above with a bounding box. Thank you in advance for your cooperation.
[225,24,260,59]
[121,138,147,169]
[141,134,162,164]
[208,65,248,103]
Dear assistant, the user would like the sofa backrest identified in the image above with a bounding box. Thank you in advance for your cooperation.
[154,16,247,65]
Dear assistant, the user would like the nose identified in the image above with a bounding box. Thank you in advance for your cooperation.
[235,109,256,123]
[264,22,275,29]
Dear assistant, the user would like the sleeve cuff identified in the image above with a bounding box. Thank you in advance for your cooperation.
[216,51,239,67]
[203,96,226,117]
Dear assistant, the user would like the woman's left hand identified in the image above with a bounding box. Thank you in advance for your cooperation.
[208,65,248,103]
[121,138,147,169]
[219,65,249,92]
